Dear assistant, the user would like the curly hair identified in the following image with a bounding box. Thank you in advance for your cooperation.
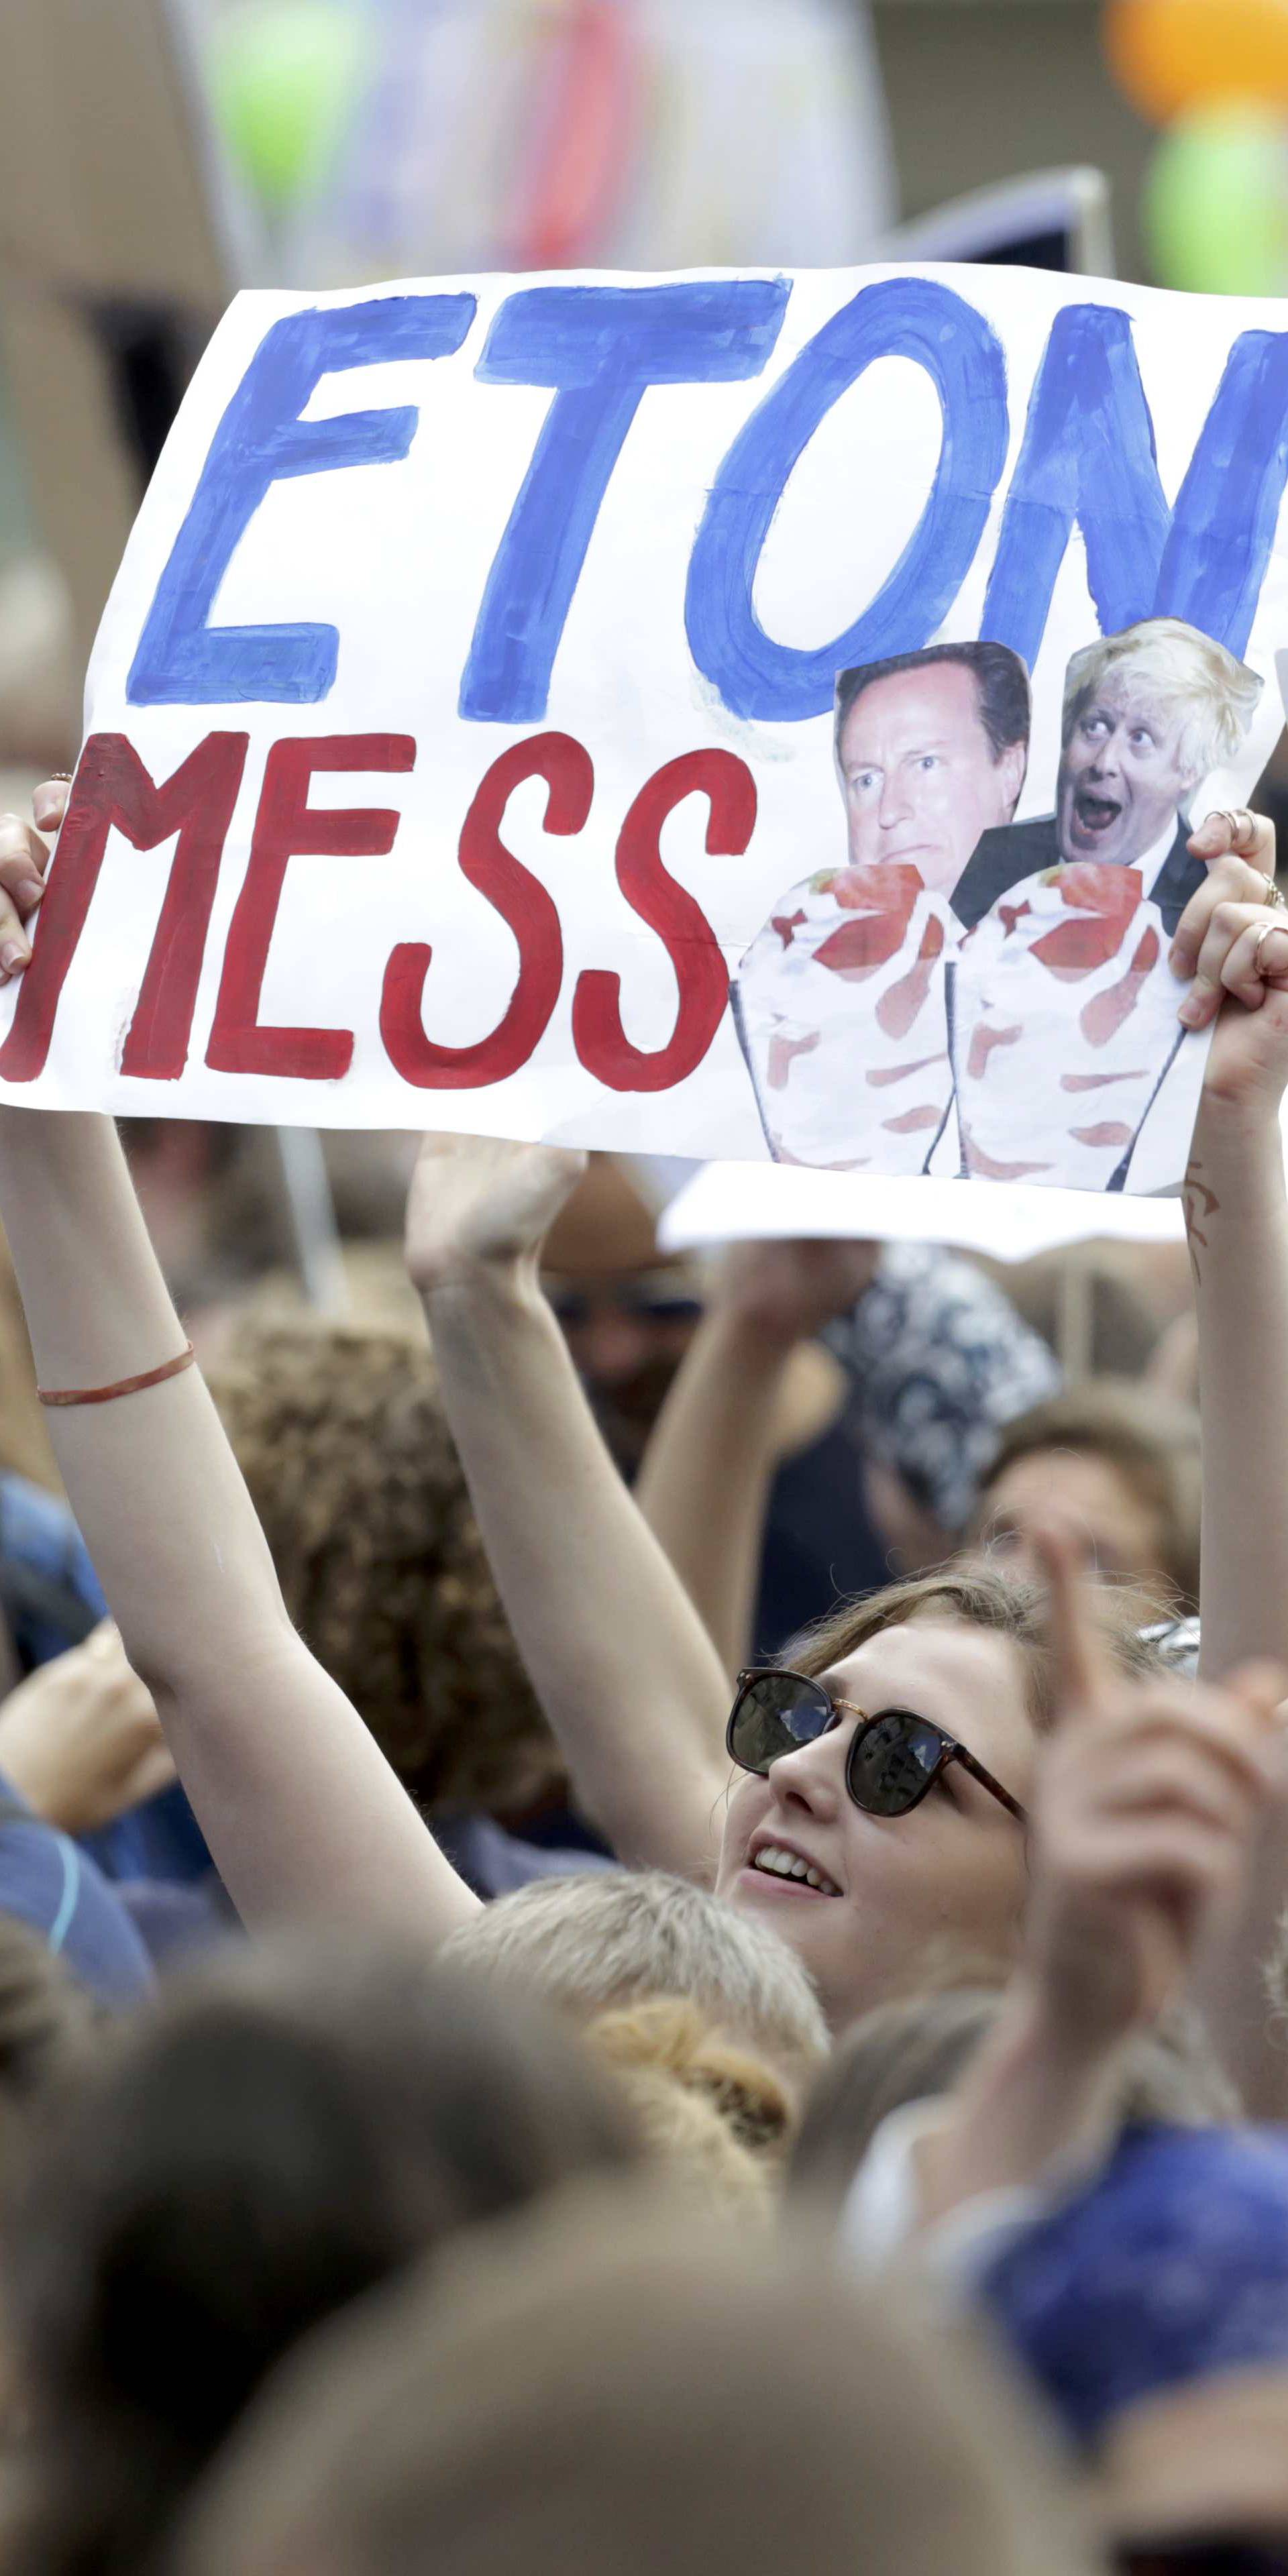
[209,1317,558,1817]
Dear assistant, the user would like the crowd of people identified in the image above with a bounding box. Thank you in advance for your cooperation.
[0,777,1281,2570]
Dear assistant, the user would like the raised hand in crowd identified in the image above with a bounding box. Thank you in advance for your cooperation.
[914,1526,1285,2231]
[402,1133,589,1290]
[635,1234,879,1675]
[407,1134,733,1879]
[0,1619,174,1833]
[1162,807,1288,2107]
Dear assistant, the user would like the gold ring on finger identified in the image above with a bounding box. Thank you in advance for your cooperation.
[1253,918,1288,976]
[1260,871,1288,910]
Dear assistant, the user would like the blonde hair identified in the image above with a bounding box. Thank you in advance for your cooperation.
[586,1998,792,2218]
[1061,616,1261,787]
[438,1871,828,2098]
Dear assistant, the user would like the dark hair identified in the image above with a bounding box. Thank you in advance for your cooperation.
[835,643,1030,768]
[975,1383,1201,1612]
[3,1936,639,2576]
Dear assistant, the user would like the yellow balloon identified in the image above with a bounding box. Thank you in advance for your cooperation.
[1106,0,1288,121]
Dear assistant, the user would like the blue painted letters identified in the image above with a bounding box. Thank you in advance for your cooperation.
[684,278,1009,724]
[1156,330,1288,658]
[981,305,1170,672]
[458,280,790,724]
[128,294,476,706]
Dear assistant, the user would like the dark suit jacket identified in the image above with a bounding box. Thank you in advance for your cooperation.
[953,813,1203,940]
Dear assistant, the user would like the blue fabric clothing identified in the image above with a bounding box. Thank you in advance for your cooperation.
[0,1470,105,1665]
[435,1813,616,1900]
[979,2124,1288,2452]
[0,1772,153,2006]
[0,1470,213,1890]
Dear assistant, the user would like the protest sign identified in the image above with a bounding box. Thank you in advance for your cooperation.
[5,260,1287,1196]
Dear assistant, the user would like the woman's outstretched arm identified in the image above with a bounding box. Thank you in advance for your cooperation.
[1166,808,1288,2110]
[0,792,478,1938]
[406,1137,735,1880]
[1175,810,1288,1682]
[0,1104,479,1938]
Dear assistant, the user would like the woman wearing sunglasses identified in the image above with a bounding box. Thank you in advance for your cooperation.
[0,794,1285,2085]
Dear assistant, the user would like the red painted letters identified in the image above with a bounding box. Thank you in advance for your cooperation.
[0,731,248,1083]
[572,749,755,1091]
[207,734,415,1079]
[380,731,592,1089]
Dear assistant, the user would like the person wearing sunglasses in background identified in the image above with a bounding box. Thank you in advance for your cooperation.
[0,789,1285,2092]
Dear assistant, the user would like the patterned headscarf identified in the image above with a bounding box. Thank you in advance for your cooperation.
[826,1240,1060,1533]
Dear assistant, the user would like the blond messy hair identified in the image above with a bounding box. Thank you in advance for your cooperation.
[586,1998,792,2219]
[438,1871,828,2096]
[1061,615,1261,787]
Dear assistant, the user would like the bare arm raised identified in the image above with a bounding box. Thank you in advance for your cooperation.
[406,1138,734,1879]
[0,790,478,1939]
[1154,808,1288,2109]
[635,1239,877,1678]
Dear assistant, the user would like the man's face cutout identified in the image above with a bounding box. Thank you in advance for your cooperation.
[1057,668,1197,870]
[837,659,1025,897]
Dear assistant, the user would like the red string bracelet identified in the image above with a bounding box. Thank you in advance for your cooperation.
[38,1344,196,1408]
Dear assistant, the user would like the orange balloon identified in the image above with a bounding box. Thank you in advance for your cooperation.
[1106,0,1288,121]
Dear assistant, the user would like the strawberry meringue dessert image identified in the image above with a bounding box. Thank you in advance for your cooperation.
[951,861,1203,1193]
[732,861,956,1171]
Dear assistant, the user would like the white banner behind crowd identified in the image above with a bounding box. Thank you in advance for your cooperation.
[6,260,1288,1197]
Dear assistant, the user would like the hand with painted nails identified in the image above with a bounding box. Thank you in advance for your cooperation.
[1169,808,1288,1120]
[0,775,66,984]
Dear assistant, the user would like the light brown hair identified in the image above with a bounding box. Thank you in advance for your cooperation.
[173,2190,1096,2576]
[210,1317,557,1814]
[790,1560,1165,1732]
[975,1381,1200,1608]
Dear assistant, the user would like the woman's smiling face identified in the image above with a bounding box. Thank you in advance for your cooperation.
[715,1619,1036,2031]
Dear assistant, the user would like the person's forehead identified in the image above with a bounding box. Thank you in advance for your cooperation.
[989,1446,1152,1530]
[841,661,983,756]
[822,1614,1024,1715]
[1085,667,1185,731]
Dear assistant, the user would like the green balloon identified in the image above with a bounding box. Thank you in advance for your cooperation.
[1144,105,1288,297]
[209,0,369,213]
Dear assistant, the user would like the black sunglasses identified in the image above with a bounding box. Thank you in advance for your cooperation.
[727,1668,1027,1825]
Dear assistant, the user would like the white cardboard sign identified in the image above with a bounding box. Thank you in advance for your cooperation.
[5,261,1287,1198]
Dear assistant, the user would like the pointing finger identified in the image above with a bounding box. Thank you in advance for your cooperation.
[1032,1518,1116,1723]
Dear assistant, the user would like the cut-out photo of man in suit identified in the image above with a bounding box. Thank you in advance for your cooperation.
[731,642,1029,1169]
[953,618,1263,1192]
[954,616,1262,939]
